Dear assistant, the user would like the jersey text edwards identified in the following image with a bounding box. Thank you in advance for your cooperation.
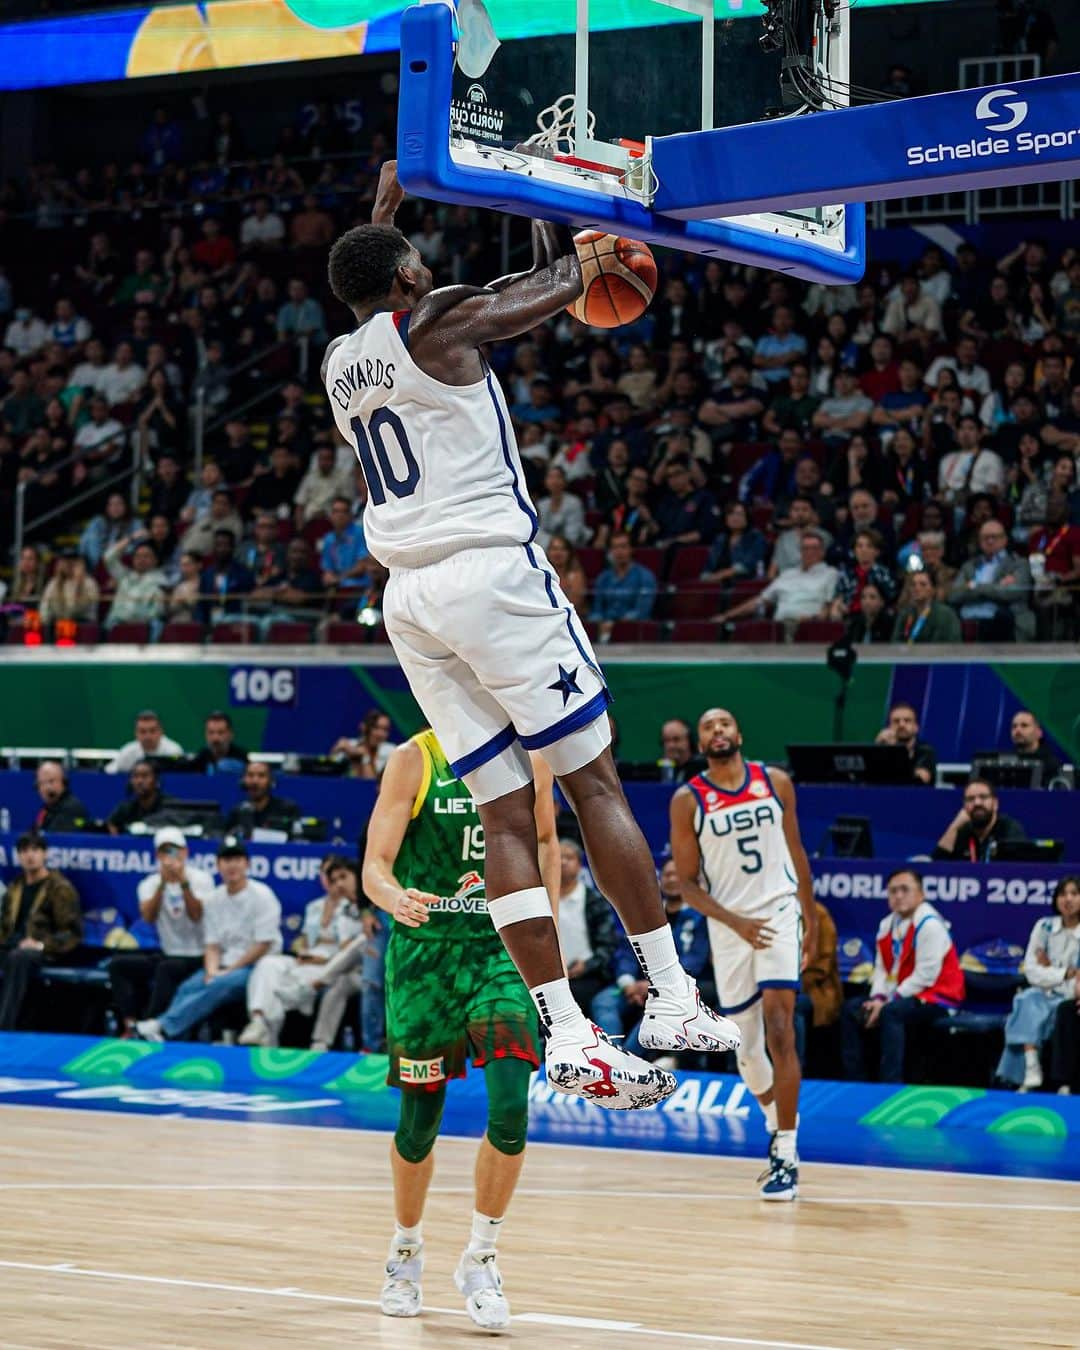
[328,357,395,411]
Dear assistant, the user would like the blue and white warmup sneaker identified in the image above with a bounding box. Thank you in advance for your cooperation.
[454,1249,510,1331]
[759,1155,799,1202]
[545,1019,676,1110]
[380,1241,423,1317]
[637,978,742,1054]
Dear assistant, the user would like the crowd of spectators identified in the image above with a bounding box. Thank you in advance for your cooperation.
[1,98,1078,644]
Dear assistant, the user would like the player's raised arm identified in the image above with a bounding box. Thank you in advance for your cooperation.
[768,766,818,968]
[361,741,439,927]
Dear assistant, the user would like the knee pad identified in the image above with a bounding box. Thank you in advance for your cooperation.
[394,1087,446,1164]
[733,1005,774,1098]
[484,1057,532,1157]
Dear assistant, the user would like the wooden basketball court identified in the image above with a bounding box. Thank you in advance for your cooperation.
[0,1104,1075,1348]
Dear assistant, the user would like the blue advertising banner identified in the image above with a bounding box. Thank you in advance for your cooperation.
[0,831,1069,953]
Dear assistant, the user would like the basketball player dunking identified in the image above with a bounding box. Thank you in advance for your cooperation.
[670,708,816,1199]
[322,162,739,1110]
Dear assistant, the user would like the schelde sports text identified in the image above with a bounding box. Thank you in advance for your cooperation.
[906,127,1080,166]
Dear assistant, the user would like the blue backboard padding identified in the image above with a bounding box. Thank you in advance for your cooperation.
[653,72,1080,217]
[397,4,865,283]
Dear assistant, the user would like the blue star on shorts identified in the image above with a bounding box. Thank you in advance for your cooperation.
[547,664,582,706]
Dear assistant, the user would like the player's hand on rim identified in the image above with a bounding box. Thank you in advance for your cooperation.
[394,886,438,927]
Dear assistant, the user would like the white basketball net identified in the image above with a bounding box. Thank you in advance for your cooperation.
[524,96,657,201]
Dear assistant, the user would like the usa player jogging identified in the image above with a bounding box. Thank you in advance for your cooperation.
[324,162,739,1112]
[670,708,816,1200]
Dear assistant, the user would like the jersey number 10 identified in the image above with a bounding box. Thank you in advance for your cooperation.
[350,409,420,504]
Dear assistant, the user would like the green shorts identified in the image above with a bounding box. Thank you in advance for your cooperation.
[385,931,541,1091]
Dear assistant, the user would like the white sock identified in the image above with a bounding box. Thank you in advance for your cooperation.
[467,1210,503,1255]
[629,925,689,998]
[1024,1047,1040,1066]
[762,1100,779,1134]
[392,1222,422,1252]
[774,1129,798,1163]
[530,977,585,1030]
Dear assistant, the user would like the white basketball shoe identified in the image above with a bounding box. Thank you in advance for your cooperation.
[380,1241,423,1318]
[454,1249,511,1331]
[637,977,742,1054]
[545,1018,676,1110]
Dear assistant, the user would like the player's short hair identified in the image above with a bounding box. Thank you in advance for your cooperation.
[328,224,411,307]
[886,867,923,890]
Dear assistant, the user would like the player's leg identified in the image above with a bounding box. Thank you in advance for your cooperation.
[383,567,674,1110]
[707,917,778,1135]
[754,902,804,1200]
[382,1086,446,1318]
[454,1057,532,1331]
[555,748,738,1054]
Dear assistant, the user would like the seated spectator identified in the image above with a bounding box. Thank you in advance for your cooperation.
[209,419,257,487]
[753,305,807,385]
[74,397,127,477]
[320,496,373,596]
[185,488,245,559]
[537,465,588,548]
[925,334,992,401]
[103,535,166,633]
[873,357,928,443]
[939,415,1005,504]
[512,376,560,429]
[1009,710,1064,785]
[841,869,964,1082]
[616,343,657,410]
[830,528,897,621]
[30,760,89,832]
[719,529,837,627]
[239,512,287,587]
[618,858,713,1059]
[874,701,937,784]
[4,306,49,358]
[596,464,657,548]
[947,518,1035,641]
[557,839,621,1036]
[191,339,231,413]
[859,333,900,403]
[276,278,327,348]
[739,427,807,505]
[761,359,819,438]
[701,501,768,584]
[1041,384,1080,456]
[239,855,364,1048]
[545,534,588,615]
[881,274,943,345]
[770,497,832,576]
[698,358,766,443]
[98,341,146,408]
[330,709,396,780]
[40,551,100,626]
[106,709,183,775]
[135,367,184,461]
[933,777,1028,861]
[797,899,842,1069]
[198,531,256,624]
[845,581,893,644]
[224,762,300,838]
[249,537,322,634]
[590,531,657,639]
[136,838,282,1042]
[167,552,203,623]
[1029,492,1080,639]
[656,718,704,785]
[107,827,213,1036]
[48,296,91,349]
[146,513,180,584]
[880,427,931,512]
[106,760,167,834]
[239,196,286,252]
[654,459,718,549]
[1017,454,1075,537]
[0,832,82,1030]
[892,567,962,644]
[811,367,873,445]
[191,711,250,774]
[997,877,1080,1090]
[295,445,354,525]
[77,486,137,569]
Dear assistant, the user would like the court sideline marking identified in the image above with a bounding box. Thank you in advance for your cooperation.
[0,1258,852,1350]
[0,1181,1076,1213]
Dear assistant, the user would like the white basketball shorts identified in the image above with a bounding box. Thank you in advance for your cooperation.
[707,895,803,1014]
[382,543,612,804]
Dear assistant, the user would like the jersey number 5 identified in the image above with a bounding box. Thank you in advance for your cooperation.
[350,409,420,505]
[737,835,763,874]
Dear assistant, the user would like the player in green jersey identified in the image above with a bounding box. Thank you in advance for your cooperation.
[362,729,556,1332]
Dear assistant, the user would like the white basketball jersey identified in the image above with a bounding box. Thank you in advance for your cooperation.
[688,762,797,917]
[324,310,537,569]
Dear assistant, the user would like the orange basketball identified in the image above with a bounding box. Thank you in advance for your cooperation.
[566,230,657,328]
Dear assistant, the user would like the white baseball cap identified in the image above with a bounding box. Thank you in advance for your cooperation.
[153,827,187,851]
